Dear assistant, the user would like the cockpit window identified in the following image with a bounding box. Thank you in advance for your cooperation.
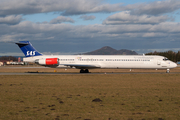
[163,58,169,61]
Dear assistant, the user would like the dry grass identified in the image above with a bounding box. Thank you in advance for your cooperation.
[0,72,180,120]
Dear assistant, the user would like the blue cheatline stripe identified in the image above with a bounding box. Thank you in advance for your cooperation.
[16,41,42,57]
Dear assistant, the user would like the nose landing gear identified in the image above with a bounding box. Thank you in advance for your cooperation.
[166,69,170,73]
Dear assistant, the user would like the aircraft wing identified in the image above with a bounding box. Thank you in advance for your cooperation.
[61,64,101,69]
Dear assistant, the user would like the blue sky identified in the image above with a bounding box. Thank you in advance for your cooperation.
[1,0,180,56]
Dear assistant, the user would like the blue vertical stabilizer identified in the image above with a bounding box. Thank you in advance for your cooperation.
[16,41,42,57]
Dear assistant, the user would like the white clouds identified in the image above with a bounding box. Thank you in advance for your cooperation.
[0,0,122,16]
[0,0,180,16]
[142,32,167,38]
[103,11,169,25]
[80,15,96,21]
[0,0,180,54]
[1,21,180,42]
[1,20,180,54]
[49,16,75,24]
[130,0,180,15]
[88,3,123,13]
[0,15,22,25]
[149,22,180,33]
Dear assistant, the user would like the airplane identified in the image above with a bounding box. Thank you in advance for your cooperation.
[15,41,177,73]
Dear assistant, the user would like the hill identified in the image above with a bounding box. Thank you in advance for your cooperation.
[83,46,138,55]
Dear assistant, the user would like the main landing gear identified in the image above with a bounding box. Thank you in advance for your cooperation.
[166,69,170,73]
[80,69,89,73]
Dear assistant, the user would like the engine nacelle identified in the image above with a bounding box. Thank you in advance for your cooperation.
[35,58,59,66]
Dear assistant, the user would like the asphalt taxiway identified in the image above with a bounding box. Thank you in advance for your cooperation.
[0,72,179,75]
[0,65,179,75]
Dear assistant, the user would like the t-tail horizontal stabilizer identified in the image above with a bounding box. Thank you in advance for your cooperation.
[16,41,42,57]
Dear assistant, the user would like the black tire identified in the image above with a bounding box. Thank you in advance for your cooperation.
[80,69,85,73]
[85,69,89,73]
[80,69,89,73]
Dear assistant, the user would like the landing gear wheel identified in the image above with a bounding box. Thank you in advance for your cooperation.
[85,69,89,73]
[166,69,170,73]
[80,69,84,73]
[80,69,89,73]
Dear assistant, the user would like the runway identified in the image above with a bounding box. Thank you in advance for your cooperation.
[0,66,179,75]
[0,72,180,75]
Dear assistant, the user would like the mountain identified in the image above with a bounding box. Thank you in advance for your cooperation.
[83,46,138,55]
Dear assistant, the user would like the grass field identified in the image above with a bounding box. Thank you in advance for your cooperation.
[0,67,180,120]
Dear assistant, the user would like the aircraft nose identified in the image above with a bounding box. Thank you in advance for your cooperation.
[172,62,177,68]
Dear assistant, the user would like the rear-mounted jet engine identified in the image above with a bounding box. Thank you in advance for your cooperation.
[35,58,59,66]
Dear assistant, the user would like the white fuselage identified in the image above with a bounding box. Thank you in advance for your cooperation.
[23,55,177,69]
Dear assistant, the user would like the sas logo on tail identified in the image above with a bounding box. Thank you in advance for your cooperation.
[27,51,36,56]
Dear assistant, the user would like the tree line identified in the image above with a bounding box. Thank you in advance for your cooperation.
[0,56,18,61]
[146,51,180,62]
